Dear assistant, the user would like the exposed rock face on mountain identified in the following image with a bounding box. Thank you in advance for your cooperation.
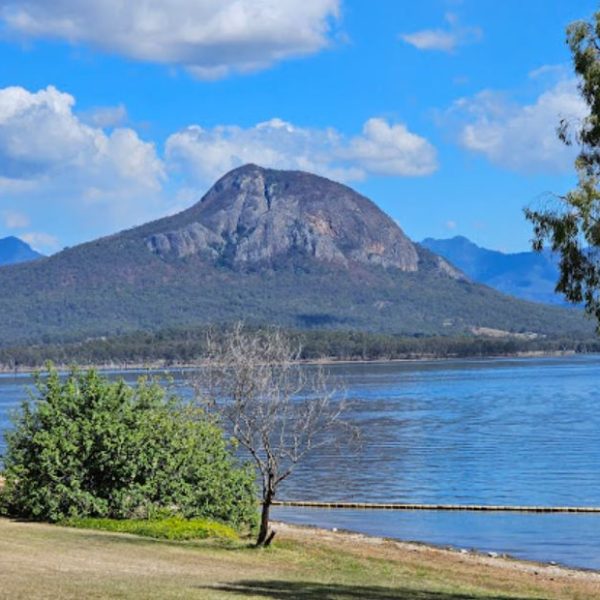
[0,165,592,346]
[146,165,449,274]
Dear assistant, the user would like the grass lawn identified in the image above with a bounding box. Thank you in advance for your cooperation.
[0,517,598,599]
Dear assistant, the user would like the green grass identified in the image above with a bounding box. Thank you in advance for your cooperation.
[63,515,239,541]
[1,517,596,599]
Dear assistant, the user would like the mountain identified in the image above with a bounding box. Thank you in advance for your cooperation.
[420,236,564,306]
[0,165,593,346]
[0,236,43,267]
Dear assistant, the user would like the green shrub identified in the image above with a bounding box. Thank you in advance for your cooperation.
[1,367,257,527]
[0,476,7,517]
[63,516,238,541]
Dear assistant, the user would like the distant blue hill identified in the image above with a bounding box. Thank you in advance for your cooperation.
[0,236,44,267]
[420,236,565,306]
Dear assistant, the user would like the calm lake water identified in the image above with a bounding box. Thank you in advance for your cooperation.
[1,355,599,570]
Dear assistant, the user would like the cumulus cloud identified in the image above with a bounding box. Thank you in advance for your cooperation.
[0,0,340,79]
[0,85,163,188]
[81,103,127,128]
[0,84,437,247]
[400,13,482,53]
[444,78,588,173]
[166,117,437,184]
[0,85,167,237]
[342,118,438,176]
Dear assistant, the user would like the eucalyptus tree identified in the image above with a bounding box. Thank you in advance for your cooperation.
[526,11,600,327]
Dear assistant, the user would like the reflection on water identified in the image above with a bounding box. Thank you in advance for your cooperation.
[1,355,600,569]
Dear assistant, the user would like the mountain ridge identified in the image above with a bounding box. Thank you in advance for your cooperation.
[0,165,592,346]
[0,236,43,267]
[420,235,563,305]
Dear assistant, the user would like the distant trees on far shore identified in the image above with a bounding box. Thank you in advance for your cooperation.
[0,325,597,370]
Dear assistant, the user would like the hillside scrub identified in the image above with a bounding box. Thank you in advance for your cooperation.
[0,367,257,527]
[0,166,594,349]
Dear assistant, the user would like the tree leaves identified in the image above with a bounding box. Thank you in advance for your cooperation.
[526,11,600,330]
[1,367,257,527]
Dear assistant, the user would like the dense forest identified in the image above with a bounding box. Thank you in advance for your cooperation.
[1,325,598,370]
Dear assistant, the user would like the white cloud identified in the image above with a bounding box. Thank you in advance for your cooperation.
[2,209,29,228]
[400,13,482,53]
[402,30,456,52]
[342,118,438,176]
[166,116,437,184]
[445,78,588,173]
[0,86,163,186]
[528,64,568,81]
[0,85,166,227]
[0,84,437,247]
[0,0,340,79]
[20,231,59,253]
[81,103,127,128]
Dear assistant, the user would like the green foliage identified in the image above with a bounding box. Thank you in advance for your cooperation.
[63,516,238,541]
[0,479,7,516]
[0,226,593,351]
[0,325,598,370]
[526,11,600,329]
[1,367,257,526]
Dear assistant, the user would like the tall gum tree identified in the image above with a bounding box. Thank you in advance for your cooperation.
[526,11,600,328]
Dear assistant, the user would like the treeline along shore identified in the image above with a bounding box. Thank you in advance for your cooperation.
[0,325,598,371]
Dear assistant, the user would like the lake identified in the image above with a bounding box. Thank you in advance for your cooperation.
[1,355,599,570]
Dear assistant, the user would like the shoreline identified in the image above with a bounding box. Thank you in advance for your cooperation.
[0,348,581,375]
[273,520,600,581]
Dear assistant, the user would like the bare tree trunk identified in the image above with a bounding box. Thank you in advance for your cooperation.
[200,326,355,549]
[256,490,274,547]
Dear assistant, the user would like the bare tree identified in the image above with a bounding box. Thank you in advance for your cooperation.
[196,324,356,547]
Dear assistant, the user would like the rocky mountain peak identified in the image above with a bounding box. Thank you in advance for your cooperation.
[146,164,431,272]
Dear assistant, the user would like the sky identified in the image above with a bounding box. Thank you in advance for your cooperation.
[0,0,597,254]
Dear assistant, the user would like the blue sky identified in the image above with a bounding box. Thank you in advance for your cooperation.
[0,0,596,253]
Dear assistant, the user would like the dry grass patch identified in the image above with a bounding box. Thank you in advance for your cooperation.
[1,518,599,599]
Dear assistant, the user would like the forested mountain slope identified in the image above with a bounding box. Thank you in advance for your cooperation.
[0,165,592,345]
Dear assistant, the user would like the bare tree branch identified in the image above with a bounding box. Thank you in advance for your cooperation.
[192,323,358,547]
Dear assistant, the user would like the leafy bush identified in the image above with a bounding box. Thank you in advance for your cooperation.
[1,367,257,527]
[0,476,7,516]
[64,516,238,541]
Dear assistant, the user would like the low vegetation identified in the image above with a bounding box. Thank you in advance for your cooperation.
[63,516,238,541]
[0,367,257,528]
